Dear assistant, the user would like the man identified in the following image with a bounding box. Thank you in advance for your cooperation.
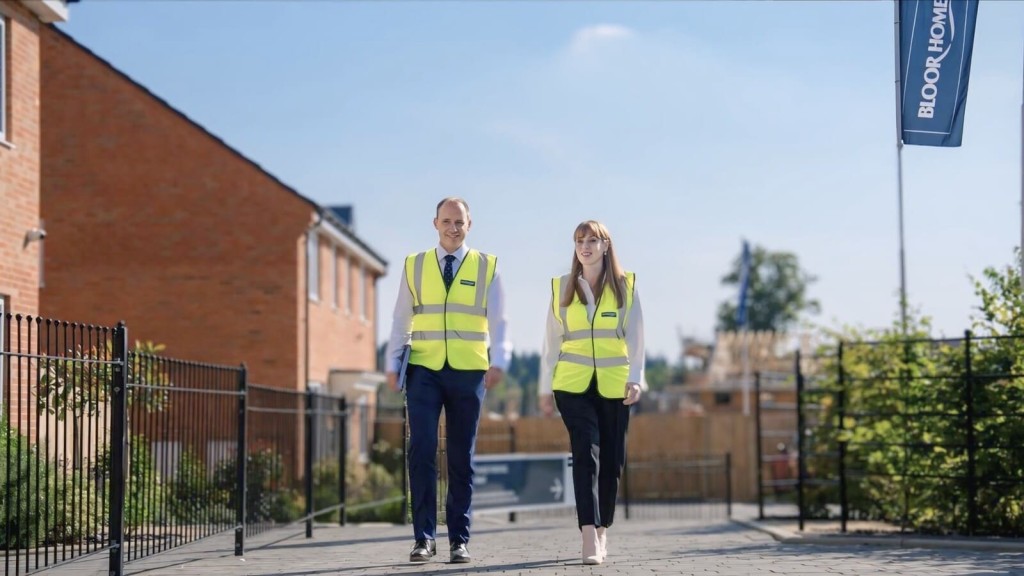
[385,197,510,564]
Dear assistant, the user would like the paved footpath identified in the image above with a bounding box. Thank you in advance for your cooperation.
[41,515,1024,576]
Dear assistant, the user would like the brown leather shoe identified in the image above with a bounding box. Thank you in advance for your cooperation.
[449,542,471,563]
[409,539,436,562]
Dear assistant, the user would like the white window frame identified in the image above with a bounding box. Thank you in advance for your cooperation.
[348,255,357,316]
[307,232,319,301]
[0,16,7,143]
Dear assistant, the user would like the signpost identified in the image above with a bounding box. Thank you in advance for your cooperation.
[473,453,574,514]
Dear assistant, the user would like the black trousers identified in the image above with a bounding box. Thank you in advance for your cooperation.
[554,377,631,529]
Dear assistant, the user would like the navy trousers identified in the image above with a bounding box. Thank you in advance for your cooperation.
[554,377,631,529]
[406,362,486,544]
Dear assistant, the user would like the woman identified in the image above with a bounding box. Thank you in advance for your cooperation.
[539,220,645,565]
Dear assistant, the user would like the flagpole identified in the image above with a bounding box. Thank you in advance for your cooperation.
[894,0,908,333]
[1020,39,1023,286]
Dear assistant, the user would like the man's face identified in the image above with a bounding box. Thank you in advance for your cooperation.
[434,201,471,253]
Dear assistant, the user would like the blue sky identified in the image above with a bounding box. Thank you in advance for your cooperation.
[60,1,1024,358]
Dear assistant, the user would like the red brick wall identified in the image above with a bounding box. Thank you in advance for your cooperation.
[1,3,42,440]
[307,239,381,386]
[0,2,41,317]
[39,27,314,393]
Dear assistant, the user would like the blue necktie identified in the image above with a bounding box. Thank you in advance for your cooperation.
[443,255,456,290]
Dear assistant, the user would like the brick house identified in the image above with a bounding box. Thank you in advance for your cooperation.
[0,0,71,439]
[37,27,387,462]
[0,1,70,320]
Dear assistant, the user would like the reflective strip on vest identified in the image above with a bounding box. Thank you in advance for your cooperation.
[412,330,488,342]
[413,303,486,316]
[557,352,629,367]
[562,329,621,341]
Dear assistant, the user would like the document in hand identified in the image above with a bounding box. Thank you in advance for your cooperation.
[397,344,412,391]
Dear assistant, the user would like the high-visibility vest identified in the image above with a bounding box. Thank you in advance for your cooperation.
[551,272,635,398]
[405,249,497,370]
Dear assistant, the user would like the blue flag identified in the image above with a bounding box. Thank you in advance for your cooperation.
[736,240,751,329]
[899,0,980,147]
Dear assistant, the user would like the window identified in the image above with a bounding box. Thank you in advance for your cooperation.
[348,255,357,316]
[358,262,367,320]
[344,253,352,311]
[330,246,338,309]
[306,232,319,300]
[714,392,732,406]
[0,16,7,142]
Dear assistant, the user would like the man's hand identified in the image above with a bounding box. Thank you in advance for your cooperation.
[623,382,642,405]
[387,372,399,392]
[539,393,555,417]
[484,367,504,389]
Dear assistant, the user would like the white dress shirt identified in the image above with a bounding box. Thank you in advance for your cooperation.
[385,244,512,373]
[539,275,646,396]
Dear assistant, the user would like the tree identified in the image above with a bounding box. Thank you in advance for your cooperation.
[643,355,685,392]
[716,244,820,332]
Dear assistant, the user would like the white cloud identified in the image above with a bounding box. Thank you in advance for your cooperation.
[569,24,635,54]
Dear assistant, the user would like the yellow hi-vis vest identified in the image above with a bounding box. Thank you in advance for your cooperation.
[405,249,497,371]
[551,272,635,398]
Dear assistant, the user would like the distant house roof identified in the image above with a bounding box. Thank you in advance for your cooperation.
[329,205,353,228]
[50,27,387,270]
[699,330,818,388]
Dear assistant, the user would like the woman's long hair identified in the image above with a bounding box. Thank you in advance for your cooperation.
[560,220,627,308]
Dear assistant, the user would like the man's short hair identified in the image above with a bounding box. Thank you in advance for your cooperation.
[436,197,470,217]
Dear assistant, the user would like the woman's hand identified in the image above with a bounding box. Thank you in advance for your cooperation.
[623,382,642,405]
[539,394,555,416]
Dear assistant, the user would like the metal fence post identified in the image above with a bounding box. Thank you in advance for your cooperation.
[339,396,347,527]
[754,372,764,520]
[725,452,733,519]
[305,389,315,538]
[964,330,977,536]
[837,342,847,533]
[235,364,247,556]
[509,421,517,523]
[795,349,806,532]
[108,322,128,576]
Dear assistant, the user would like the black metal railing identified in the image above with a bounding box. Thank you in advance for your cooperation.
[754,371,799,520]
[622,453,732,521]
[0,313,351,576]
[782,333,1024,537]
[120,352,242,565]
[2,316,116,576]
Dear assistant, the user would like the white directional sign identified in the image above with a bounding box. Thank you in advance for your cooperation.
[472,453,574,514]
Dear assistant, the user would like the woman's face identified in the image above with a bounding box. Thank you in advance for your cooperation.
[575,234,606,267]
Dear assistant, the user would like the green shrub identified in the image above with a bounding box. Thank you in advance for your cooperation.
[345,442,403,523]
[0,417,100,548]
[95,435,169,529]
[168,450,231,524]
[213,448,298,523]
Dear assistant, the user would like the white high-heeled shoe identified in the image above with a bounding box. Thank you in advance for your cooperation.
[581,525,602,565]
[596,526,607,561]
